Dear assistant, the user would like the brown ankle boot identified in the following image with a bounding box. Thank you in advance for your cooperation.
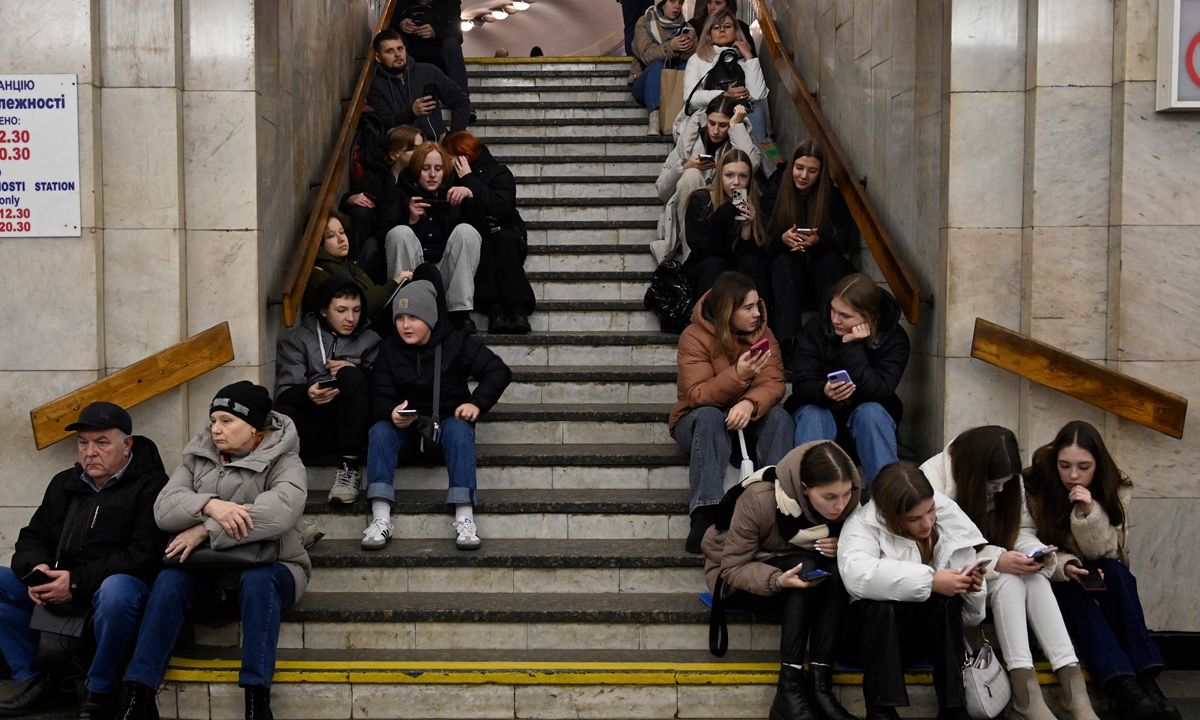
[1056,664,1100,720]
[1007,667,1056,720]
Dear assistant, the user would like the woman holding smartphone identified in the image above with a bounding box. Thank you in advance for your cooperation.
[764,139,856,355]
[682,148,769,301]
[704,441,860,720]
[628,0,695,134]
[921,426,1099,720]
[669,271,792,554]
[785,273,908,488]
[689,0,754,54]
[1024,421,1178,720]
[683,9,769,139]
[839,461,988,720]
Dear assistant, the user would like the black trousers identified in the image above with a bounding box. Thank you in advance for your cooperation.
[686,255,770,305]
[340,203,378,267]
[840,595,967,709]
[769,250,854,343]
[725,549,844,665]
[275,366,371,458]
[474,226,536,315]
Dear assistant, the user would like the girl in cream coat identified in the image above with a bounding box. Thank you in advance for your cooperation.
[921,426,1098,720]
[838,461,987,720]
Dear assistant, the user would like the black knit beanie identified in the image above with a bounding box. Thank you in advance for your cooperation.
[210,381,273,430]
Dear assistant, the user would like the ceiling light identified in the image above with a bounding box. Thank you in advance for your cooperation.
[511,1,530,9]
[481,13,496,21]
[491,9,509,19]
[461,20,474,31]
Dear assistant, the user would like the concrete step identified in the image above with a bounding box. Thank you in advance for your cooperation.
[466,59,633,71]
[475,402,674,444]
[498,365,676,405]
[524,244,657,273]
[526,220,656,246]
[306,462,688,492]
[525,272,651,302]
[472,118,647,140]
[468,68,629,79]
[471,87,632,103]
[486,135,672,157]
[305,487,690,541]
[518,198,659,223]
[473,300,658,333]
[516,177,659,200]
[472,102,644,121]
[482,331,678,368]
[506,156,663,178]
[469,75,627,89]
[305,538,705,594]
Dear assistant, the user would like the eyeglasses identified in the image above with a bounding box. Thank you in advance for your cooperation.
[712,22,734,30]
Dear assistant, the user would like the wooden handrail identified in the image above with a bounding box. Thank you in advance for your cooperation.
[281,1,399,327]
[748,0,922,324]
[971,319,1187,439]
[30,323,236,450]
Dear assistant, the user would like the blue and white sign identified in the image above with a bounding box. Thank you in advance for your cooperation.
[0,74,80,236]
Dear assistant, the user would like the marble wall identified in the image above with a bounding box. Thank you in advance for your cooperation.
[759,0,1200,629]
[0,0,372,560]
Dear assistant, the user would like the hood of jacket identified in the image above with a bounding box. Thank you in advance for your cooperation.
[858,490,987,570]
[773,440,862,530]
[182,411,299,470]
[819,286,903,350]
[689,289,772,348]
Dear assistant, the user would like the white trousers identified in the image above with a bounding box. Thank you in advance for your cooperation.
[384,224,482,312]
[988,571,1079,670]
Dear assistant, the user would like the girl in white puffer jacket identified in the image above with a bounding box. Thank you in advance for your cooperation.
[921,426,1099,720]
[838,461,987,720]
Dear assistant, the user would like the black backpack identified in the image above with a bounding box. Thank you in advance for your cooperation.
[703,48,746,91]
[643,261,695,334]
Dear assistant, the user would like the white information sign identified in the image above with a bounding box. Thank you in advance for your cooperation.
[0,74,80,236]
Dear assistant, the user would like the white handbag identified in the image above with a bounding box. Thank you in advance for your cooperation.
[962,641,1011,720]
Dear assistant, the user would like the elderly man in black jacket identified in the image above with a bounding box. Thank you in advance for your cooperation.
[0,403,169,719]
[363,280,511,553]
[367,29,471,141]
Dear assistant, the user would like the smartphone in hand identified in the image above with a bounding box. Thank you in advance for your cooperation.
[960,559,990,576]
[748,338,770,357]
[827,370,852,386]
[21,569,53,587]
[423,82,438,101]
[1027,546,1058,560]
[800,568,830,582]
[731,187,748,220]
[317,378,338,390]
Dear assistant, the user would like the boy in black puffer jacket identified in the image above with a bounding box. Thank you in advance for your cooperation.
[364,280,511,552]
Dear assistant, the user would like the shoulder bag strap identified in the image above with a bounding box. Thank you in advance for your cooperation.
[432,343,442,422]
[708,577,730,657]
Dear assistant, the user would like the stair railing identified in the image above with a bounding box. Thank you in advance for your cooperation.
[281,0,399,327]
[971,319,1187,438]
[745,0,922,325]
[30,323,236,449]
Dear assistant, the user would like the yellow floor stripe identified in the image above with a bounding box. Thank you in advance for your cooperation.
[163,658,1078,686]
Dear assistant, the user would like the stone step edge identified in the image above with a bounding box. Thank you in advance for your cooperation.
[527,244,652,253]
[466,57,633,64]
[306,538,700,568]
[499,155,661,164]
[486,135,669,144]
[304,488,687,515]
[517,176,658,185]
[473,117,645,126]
[517,197,658,206]
[162,654,1072,686]
[524,220,656,229]
[525,271,649,282]
[474,100,642,109]
[481,331,677,345]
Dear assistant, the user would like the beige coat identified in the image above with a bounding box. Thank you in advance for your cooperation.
[627,7,694,83]
[1031,484,1130,582]
[155,411,312,599]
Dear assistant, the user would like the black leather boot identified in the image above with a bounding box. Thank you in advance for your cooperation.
[0,675,68,717]
[1137,668,1182,720]
[78,689,119,720]
[686,505,720,553]
[244,686,273,720]
[1104,675,1160,720]
[864,707,900,720]
[769,664,816,720]
[449,311,477,334]
[808,664,857,720]
[507,312,531,335]
[116,682,159,720]
[485,304,511,333]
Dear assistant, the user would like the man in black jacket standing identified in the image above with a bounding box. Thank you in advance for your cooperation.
[367,29,471,141]
[0,403,169,719]
[390,0,470,102]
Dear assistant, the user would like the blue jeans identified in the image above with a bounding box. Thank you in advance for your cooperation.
[1052,559,1163,683]
[673,405,795,512]
[631,59,686,112]
[0,568,148,693]
[792,402,897,487]
[367,417,477,506]
[124,564,296,689]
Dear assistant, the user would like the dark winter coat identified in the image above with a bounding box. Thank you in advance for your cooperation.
[391,0,465,43]
[760,168,856,261]
[370,313,512,421]
[367,61,471,141]
[405,181,488,263]
[683,189,766,271]
[11,436,170,603]
[453,146,525,235]
[347,110,392,204]
[304,247,400,320]
[783,288,910,425]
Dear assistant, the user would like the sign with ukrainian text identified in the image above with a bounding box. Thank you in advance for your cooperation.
[0,75,80,236]
[1158,0,1200,110]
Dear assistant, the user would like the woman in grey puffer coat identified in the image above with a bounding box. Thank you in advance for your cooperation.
[117,382,309,720]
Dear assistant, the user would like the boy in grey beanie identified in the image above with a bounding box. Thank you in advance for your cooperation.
[392,280,439,328]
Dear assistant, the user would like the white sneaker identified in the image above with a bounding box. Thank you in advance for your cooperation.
[647,109,661,136]
[361,518,393,550]
[453,518,482,550]
[328,466,360,505]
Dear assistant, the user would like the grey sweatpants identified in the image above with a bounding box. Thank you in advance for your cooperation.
[673,405,795,513]
[384,224,482,312]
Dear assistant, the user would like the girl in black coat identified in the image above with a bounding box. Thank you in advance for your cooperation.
[683,148,770,301]
[444,131,536,334]
[764,139,856,353]
[785,273,909,488]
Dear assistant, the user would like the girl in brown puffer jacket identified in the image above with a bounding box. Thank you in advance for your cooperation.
[704,440,861,720]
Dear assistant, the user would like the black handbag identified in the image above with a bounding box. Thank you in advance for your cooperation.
[684,48,748,111]
[30,602,93,675]
[163,539,279,570]
[644,260,695,334]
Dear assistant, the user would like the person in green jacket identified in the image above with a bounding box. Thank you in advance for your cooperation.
[304,211,411,322]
